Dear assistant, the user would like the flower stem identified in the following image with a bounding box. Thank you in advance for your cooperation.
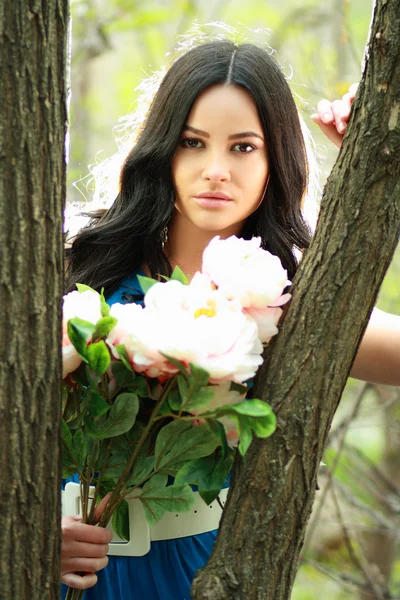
[65,586,85,600]
[98,376,175,528]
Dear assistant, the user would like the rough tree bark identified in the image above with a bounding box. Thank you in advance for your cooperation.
[192,1,400,599]
[0,1,69,598]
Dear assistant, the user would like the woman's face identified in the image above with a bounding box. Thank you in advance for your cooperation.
[171,84,269,237]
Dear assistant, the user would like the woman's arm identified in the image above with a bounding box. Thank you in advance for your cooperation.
[351,308,400,385]
[312,88,400,386]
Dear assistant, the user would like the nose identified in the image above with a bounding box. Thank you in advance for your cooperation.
[201,152,231,183]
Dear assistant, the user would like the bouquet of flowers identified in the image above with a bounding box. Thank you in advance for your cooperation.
[62,236,291,599]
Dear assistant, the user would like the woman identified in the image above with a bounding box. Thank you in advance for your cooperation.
[62,40,400,598]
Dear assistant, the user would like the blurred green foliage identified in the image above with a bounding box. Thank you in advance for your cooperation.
[68,1,400,597]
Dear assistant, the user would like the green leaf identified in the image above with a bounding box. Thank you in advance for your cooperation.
[102,392,139,437]
[217,399,274,418]
[184,388,216,412]
[155,422,220,473]
[112,499,130,541]
[188,364,210,388]
[69,362,90,386]
[128,455,155,487]
[72,429,87,471]
[160,354,188,379]
[170,265,188,285]
[67,318,96,361]
[62,466,77,478]
[111,361,136,387]
[137,274,158,295]
[62,386,69,415]
[93,316,117,340]
[177,365,212,411]
[100,289,110,317]
[167,388,182,411]
[140,481,196,527]
[84,393,139,439]
[219,400,276,442]
[206,419,229,458]
[87,341,111,376]
[115,344,133,371]
[246,413,276,438]
[103,451,130,478]
[154,420,191,466]
[76,283,96,293]
[86,388,111,417]
[177,375,188,403]
[175,451,234,505]
[126,376,148,397]
[237,417,253,457]
[142,472,168,491]
[62,418,73,448]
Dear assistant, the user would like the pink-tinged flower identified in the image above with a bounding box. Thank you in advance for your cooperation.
[107,302,177,378]
[108,274,263,383]
[62,334,82,378]
[244,306,283,344]
[202,236,291,309]
[62,290,103,378]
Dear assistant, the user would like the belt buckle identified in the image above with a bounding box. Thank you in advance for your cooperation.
[62,483,151,557]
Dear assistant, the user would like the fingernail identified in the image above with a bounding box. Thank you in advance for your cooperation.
[322,113,333,123]
[337,122,346,133]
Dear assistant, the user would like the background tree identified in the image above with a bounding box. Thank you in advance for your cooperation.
[0,0,69,598]
[191,0,400,598]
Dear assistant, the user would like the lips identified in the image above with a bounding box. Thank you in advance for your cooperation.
[195,191,232,201]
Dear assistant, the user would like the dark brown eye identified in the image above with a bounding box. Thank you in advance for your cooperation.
[232,143,256,153]
[181,138,203,149]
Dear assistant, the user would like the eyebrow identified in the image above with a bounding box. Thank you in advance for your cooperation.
[184,125,264,141]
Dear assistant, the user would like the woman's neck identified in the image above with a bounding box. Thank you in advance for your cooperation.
[165,211,240,280]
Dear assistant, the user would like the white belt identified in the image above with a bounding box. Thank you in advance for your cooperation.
[62,482,228,557]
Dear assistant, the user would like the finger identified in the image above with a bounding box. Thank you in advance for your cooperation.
[62,555,109,573]
[310,113,322,126]
[339,93,353,121]
[62,540,109,559]
[331,99,347,134]
[61,572,98,590]
[348,82,359,100]
[311,118,343,149]
[62,518,113,544]
[316,99,335,125]
[94,493,112,524]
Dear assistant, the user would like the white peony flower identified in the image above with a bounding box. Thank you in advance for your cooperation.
[107,302,176,378]
[201,235,291,310]
[244,306,283,344]
[108,275,263,383]
[62,289,103,378]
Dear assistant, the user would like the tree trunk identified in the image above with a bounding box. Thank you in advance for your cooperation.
[192,1,400,598]
[0,1,69,598]
[358,386,400,600]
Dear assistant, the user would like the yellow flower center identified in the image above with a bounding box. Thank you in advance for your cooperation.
[194,307,217,319]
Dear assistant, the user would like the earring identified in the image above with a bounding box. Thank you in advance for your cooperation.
[160,225,168,250]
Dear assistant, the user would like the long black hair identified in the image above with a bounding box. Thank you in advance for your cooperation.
[66,40,311,295]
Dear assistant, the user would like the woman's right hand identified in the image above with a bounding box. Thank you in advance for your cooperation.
[311,83,359,148]
[61,494,113,589]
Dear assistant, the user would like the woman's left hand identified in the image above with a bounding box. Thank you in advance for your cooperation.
[311,83,359,148]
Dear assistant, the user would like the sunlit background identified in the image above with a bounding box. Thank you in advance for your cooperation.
[67,1,400,597]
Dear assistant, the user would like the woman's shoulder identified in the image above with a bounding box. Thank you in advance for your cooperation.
[106,268,145,307]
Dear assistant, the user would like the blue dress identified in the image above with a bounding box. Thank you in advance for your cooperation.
[62,272,221,600]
